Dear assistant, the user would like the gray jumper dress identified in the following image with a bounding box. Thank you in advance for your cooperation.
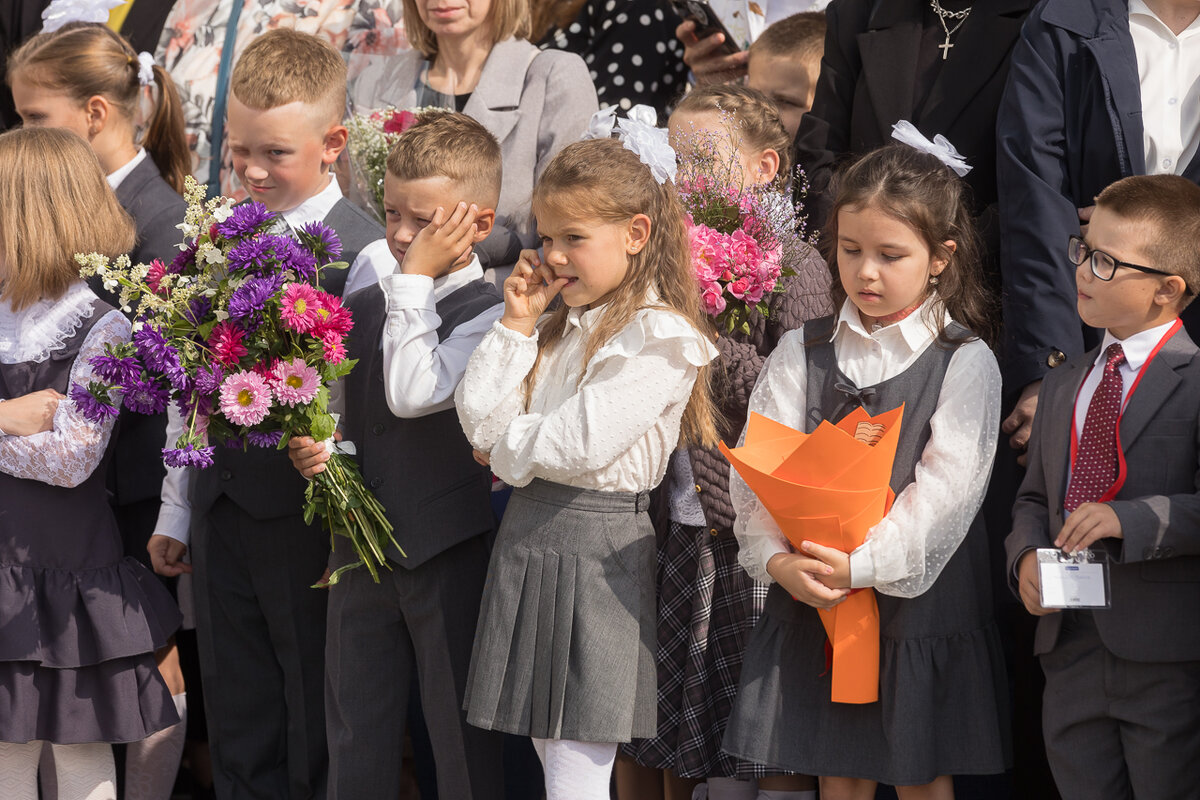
[723,315,1011,784]
[0,302,181,744]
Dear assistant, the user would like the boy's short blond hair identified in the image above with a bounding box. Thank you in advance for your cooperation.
[230,29,347,127]
[1095,175,1200,305]
[0,128,134,311]
[385,111,502,207]
[750,11,826,65]
[402,0,531,57]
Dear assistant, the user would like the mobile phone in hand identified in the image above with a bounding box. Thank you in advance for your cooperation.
[670,0,741,55]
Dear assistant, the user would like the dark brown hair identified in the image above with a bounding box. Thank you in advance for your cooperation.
[530,138,718,447]
[673,84,793,188]
[1095,174,1200,305]
[531,0,588,42]
[385,111,502,207]
[8,22,190,193]
[822,143,996,346]
[230,28,347,127]
[749,10,826,64]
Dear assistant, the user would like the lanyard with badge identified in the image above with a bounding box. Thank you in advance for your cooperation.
[1037,319,1182,609]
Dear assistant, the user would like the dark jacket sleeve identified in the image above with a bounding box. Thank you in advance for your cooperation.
[996,12,1086,391]
[1004,364,1059,596]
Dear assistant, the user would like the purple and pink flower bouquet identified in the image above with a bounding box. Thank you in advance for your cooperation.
[74,177,399,585]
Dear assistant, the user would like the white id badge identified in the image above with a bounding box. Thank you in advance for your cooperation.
[1037,548,1111,609]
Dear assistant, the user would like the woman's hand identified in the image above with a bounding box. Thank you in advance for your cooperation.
[501,250,568,337]
[0,388,63,436]
[676,19,748,85]
[767,552,850,610]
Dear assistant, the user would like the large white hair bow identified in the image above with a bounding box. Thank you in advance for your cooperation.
[41,0,125,32]
[583,105,677,185]
[890,120,973,177]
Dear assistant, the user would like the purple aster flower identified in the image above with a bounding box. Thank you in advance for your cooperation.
[132,325,181,374]
[169,241,197,274]
[70,382,120,424]
[246,429,284,448]
[90,353,142,388]
[124,378,170,415]
[185,296,212,326]
[165,360,193,394]
[162,443,215,469]
[226,236,274,273]
[195,363,225,396]
[217,203,275,239]
[298,221,343,260]
[280,237,317,281]
[228,273,285,325]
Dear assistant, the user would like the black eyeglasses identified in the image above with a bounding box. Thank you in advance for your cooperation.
[1067,235,1187,293]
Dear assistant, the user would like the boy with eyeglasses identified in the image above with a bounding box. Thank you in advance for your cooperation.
[1005,173,1200,800]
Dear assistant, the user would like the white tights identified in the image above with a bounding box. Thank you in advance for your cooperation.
[0,740,116,800]
[531,737,618,800]
[125,693,188,800]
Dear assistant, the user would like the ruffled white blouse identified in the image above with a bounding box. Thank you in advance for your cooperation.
[0,282,131,488]
[456,303,718,492]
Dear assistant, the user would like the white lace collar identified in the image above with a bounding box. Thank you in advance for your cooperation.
[0,281,99,364]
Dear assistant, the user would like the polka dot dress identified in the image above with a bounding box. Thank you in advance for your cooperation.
[539,0,689,120]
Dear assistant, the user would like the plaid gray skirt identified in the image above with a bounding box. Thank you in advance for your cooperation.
[463,478,657,742]
[624,521,781,779]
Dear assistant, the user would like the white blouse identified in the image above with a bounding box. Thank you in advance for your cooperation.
[732,298,1001,598]
[0,284,130,488]
[456,303,718,492]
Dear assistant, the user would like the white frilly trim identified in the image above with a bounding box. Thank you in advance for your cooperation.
[0,282,99,364]
[589,307,719,368]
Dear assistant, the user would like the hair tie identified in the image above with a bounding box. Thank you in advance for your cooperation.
[40,0,125,32]
[136,51,156,86]
[582,105,677,185]
[890,120,972,177]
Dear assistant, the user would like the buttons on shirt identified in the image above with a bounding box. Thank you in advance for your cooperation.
[220,469,233,481]
[710,528,719,536]
[694,484,702,493]
[371,423,385,435]
[369,476,383,489]
[1047,349,1068,368]
[1169,97,1179,105]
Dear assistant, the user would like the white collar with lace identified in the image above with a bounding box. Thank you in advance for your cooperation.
[0,281,99,364]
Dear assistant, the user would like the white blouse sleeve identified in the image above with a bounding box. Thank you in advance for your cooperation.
[731,329,809,583]
[0,310,131,488]
[455,319,540,454]
[457,312,714,487]
[848,339,1001,598]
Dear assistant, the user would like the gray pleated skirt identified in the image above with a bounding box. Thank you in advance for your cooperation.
[463,478,657,742]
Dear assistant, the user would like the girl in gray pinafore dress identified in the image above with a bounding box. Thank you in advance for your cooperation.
[455,138,719,800]
[723,145,1010,795]
[0,128,181,798]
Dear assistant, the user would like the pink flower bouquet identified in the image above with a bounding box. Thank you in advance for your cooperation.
[73,178,399,585]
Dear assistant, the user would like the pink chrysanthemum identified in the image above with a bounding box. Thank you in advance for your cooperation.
[270,357,320,407]
[218,370,273,426]
[208,321,248,367]
[146,259,169,296]
[311,293,353,341]
[323,336,347,364]
[280,282,322,333]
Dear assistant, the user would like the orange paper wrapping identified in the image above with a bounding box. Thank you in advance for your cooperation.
[720,405,904,704]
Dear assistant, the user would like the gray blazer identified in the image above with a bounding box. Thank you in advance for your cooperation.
[1006,326,1200,662]
[351,37,599,256]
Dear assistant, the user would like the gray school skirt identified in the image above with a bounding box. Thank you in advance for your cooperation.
[463,478,657,742]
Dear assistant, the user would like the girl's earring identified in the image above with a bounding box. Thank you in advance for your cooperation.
[929,276,939,285]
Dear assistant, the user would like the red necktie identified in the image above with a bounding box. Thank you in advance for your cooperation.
[1064,343,1127,512]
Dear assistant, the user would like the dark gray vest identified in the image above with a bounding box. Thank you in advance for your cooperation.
[338,277,502,569]
[190,201,384,520]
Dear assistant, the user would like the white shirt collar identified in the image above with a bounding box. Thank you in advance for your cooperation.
[565,288,663,332]
[1097,319,1179,373]
[1129,0,1200,40]
[432,255,484,302]
[280,176,343,230]
[833,296,946,355]
[106,148,148,191]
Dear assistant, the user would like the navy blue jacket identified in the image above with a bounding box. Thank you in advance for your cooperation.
[997,0,1200,392]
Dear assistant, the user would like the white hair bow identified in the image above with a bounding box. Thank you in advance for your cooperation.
[41,0,125,32]
[582,105,678,185]
[890,120,973,177]
[137,51,156,86]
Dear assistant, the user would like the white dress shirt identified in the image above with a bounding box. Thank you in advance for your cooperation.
[381,256,504,418]
[1072,319,1179,437]
[106,148,148,191]
[152,178,396,546]
[1129,0,1200,175]
[455,302,718,492]
[731,298,1001,598]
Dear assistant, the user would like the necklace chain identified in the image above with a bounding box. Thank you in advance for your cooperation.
[930,0,971,20]
[930,0,972,59]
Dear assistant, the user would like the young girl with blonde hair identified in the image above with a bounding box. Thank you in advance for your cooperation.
[456,135,719,800]
[0,128,181,800]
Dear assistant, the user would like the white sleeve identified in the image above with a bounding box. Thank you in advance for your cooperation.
[848,340,1002,598]
[381,274,504,418]
[731,329,808,583]
[462,312,713,488]
[342,238,394,297]
[152,403,192,546]
[0,310,130,488]
[455,319,540,454]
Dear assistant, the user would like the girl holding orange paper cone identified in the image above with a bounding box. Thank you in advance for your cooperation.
[724,141,1009,799]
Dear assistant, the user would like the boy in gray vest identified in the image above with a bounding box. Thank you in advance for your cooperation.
[146,30,392,799]
[288,111,506,800]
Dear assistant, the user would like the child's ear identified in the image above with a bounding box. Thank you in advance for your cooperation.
[472,207,496,242]
[754,148,781,186]
[84,94,110,138]
[931,239,957,276]
[626,214,652,254]
[1155,275,1189,309]
[321,124,349,166]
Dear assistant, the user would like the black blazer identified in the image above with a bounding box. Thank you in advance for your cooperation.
[117,0,178,54]
[996,0,1200,392]
[793,0,1033,230]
